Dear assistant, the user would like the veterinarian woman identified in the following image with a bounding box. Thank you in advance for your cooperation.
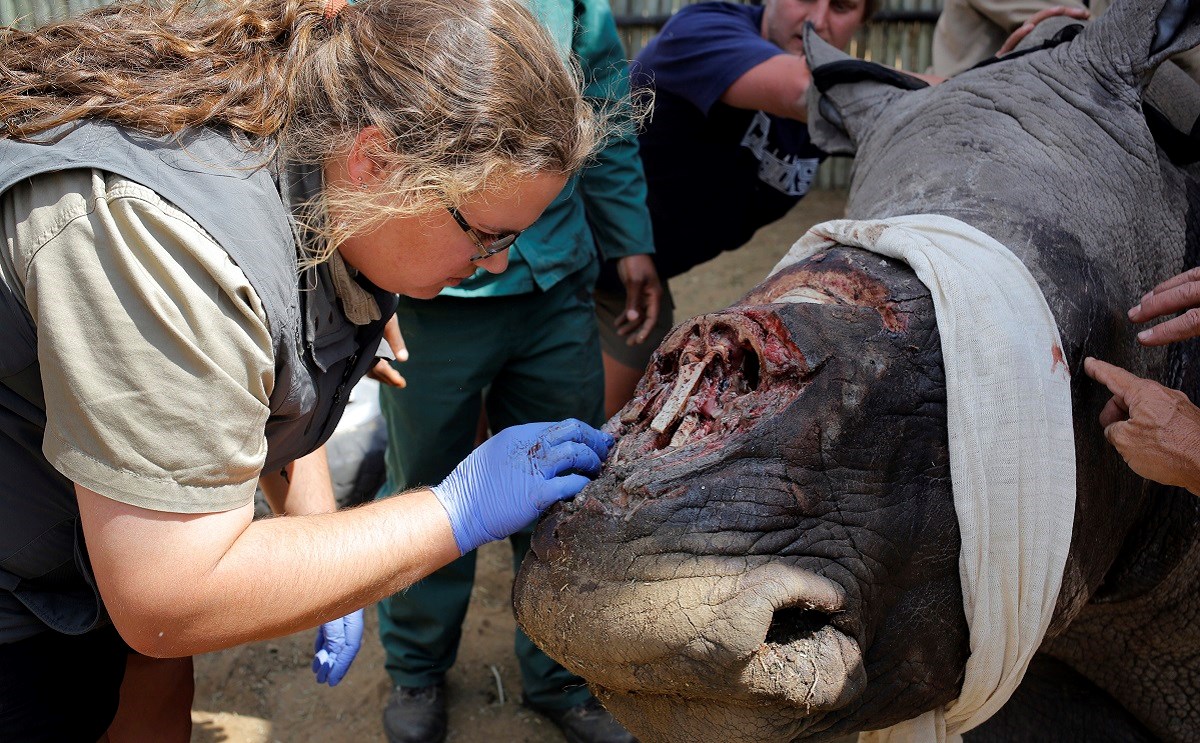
[1086,267,1200,494]
[0,0,612,740]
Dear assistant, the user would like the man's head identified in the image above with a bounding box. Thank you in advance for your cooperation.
[760,0,871,56]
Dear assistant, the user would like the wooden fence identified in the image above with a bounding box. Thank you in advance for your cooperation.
[0,0,942,188]
[0,0,106,27]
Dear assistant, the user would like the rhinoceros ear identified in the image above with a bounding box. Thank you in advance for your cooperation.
[1083,0,1200,86]
[803,22,929,155]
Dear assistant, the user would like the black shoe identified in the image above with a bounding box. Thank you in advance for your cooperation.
[523,694,638,743]
[383,683,447,743]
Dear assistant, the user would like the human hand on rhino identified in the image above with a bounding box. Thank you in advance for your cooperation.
[1084,267,1200,494]
[1127,266,1200,345]
[1084,357,1200,495]
[433,419,614,554]
[915,6,1094,87]
[995,6,1092,57]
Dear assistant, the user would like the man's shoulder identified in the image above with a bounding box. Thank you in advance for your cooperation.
[665,1,762,32]
[636,1,773,72]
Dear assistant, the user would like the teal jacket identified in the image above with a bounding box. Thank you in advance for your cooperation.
[442,0,655,297]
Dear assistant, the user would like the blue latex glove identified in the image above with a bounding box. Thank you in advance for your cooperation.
[433,419,613,554]
[312,608,364,686]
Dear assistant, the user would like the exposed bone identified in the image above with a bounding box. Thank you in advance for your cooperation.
[650,360,706,434]
[668,413,700,448]
[619,391,652,424]
[609,434,629,465]
[774,287,838,305]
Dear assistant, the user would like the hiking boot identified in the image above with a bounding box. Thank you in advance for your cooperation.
[522,694,638,743]
[383,683,447,743]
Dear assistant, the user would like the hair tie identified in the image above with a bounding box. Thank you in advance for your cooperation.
[324,0,349,22]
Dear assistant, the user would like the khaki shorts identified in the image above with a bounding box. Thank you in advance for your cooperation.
[595,281,675,370]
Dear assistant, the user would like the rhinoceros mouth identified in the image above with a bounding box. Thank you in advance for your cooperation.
[518,541,867,719]
[580,607,866,742]
[605,307,813,467]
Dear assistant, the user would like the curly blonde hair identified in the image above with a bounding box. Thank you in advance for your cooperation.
[0,0,600,258]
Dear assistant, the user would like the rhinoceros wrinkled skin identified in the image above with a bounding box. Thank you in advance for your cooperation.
[515,0,1200,740]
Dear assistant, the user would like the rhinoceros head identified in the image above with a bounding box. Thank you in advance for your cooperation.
[516,0,1200,740]
[518,249,964,740]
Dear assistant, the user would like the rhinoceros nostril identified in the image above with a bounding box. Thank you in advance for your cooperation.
[738,345,760,391]
[765,606,831,645]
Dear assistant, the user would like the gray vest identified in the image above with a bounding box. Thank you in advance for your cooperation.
[0,121,398,640]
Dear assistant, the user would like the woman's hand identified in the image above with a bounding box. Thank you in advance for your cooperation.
[312,608,364,686]
[432,419,613,554]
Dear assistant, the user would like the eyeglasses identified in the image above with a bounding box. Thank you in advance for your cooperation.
[446,206,520,262]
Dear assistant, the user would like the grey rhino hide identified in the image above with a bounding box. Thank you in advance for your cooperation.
[807,0,1200,738]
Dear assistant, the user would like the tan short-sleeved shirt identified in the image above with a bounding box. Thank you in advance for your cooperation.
[931,0,1087,76]
[932,0,1200,79]
[0,169,275,512]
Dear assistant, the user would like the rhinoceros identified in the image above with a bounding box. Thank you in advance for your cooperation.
[513,0,1200,739]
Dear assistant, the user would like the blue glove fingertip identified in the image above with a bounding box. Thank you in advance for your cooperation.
[545,420,612,457]
[539,473,592,509]
[539,418,585,446]
[329,609,365,686]
[580,424,614,459]
[314,649,331,683]
[542,441,603,478]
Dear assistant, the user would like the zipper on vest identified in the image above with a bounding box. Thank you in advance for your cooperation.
[303,340,318,436]
[331,353,358,410]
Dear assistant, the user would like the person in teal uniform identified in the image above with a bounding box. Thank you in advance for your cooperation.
[374,1,657,742]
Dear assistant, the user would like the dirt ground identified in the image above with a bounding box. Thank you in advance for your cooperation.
[188,189,851,743]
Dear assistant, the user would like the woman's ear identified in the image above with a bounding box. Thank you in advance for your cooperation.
[346,126,388,186]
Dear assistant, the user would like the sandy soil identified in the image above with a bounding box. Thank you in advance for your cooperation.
[189,189,851,743]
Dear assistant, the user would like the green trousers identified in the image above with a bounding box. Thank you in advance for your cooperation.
[375,269,603,709]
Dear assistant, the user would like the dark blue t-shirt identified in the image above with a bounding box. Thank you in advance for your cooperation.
[620,1,826,283]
